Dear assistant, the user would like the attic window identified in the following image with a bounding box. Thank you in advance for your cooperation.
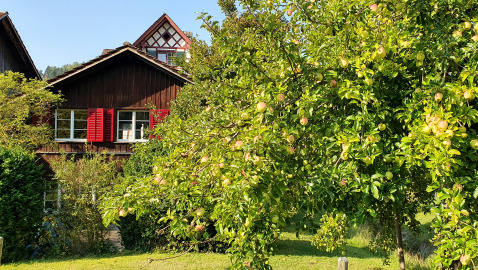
[163,32,171,41]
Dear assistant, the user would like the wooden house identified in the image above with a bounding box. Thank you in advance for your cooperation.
[38,14,193,163]
[134,13,192,65]
[0,11,40,79]
[37,43,192,163]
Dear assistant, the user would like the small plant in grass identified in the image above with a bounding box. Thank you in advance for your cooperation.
[312,213,348,255]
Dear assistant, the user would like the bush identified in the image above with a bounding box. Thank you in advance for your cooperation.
[49,152,119,255]
[0,146,45,262]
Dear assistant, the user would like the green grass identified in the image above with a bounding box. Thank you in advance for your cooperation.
[1,229,433,270]
[1,213,435,269]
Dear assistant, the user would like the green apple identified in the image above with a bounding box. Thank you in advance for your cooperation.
[369,3,378,13]
[459,126,467,133]
[241,112,250,120]
[316,72,323,81]
[416,51,425,61]
[437,120,448,131]
[377,47,386,58]
[464,90,475,100]
[277,94,285,102]
[471,139,478,149]
[378,123,386,131]
[365,78,374,85]
[194,224,204,232]
[340,57,348,68]
[253,156,263,167]
[222,178,230,186]
[271,215,279,223]
[300,117,308,126]
[464,22,472,30]
[364,156,373,166]
[443,139,451,148]
[256,101,267,113]
[422,126,431,134]
[196,207,205,216]
[460,254,471,266]
[330,80,338,88]
[385,171,393,180]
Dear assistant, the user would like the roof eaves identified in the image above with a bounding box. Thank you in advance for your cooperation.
[48,44,193,85]
[0,12,41,79]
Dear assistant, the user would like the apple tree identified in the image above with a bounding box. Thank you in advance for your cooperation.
[101,0,478,269]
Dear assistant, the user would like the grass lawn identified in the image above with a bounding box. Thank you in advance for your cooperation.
[1,228,433,270]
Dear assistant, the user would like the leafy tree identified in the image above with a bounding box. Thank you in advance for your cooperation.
[0,71,63,150]
[42,62,82,81]
[101,0,478,269]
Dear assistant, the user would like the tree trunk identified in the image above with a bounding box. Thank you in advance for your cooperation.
[394,209,406,270]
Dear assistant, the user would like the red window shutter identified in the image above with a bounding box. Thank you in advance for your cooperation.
[150,109,170,139]
[104,108,114,142]
[87,108,104,142]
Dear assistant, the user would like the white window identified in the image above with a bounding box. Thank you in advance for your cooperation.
[117,111,150,142]
[44,180,61,212]
[55,109,87,141]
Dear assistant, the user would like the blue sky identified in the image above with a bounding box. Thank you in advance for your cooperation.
[3,0,225,72]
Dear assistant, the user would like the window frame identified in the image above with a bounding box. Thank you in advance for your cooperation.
[116,110,150,142]
[54,109,88,142]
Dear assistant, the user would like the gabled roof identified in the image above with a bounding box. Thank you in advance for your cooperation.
[47,43,193,85]
[133,13,191,48]
[0,12,41,79]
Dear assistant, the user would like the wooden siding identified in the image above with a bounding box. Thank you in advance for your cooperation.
[54,52,184,110]
[0,27,25,74]
[38,142,133,155]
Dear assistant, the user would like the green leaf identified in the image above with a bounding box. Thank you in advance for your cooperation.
[371,185,379,199]
[473,187,478,199]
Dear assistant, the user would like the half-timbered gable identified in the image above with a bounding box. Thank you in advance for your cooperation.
[134,13,192,65]
[0,12,40,79]
[37,43,192,158]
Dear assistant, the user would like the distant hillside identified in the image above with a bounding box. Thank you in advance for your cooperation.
[41,62,83,81]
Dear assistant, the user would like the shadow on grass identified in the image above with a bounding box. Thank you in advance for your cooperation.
[3,250,155,266]
[273,239,381,259]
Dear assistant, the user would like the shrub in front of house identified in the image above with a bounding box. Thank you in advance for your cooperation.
[50,152,119,255]
[0,146,45,262]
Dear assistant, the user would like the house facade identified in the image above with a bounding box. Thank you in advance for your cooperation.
[0,12,40,79]
[37,14,192,163]
[37,43,192,161]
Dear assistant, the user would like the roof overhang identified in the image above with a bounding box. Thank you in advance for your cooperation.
[0,12,41,79]
[47,44,193,86]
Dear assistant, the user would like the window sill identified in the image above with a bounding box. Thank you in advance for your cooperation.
[55,139,87,142]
